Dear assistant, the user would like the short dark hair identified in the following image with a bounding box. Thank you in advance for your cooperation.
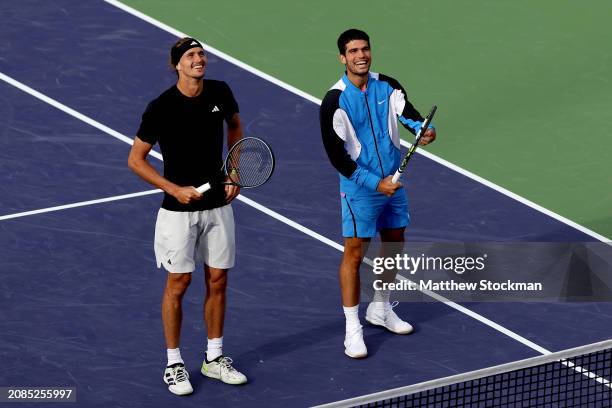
[337,29,370,55]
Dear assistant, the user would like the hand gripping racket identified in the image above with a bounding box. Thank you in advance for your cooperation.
[196,137,275,193]
[391,105,437,183]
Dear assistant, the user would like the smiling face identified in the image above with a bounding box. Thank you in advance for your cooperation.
[340,39,371,77]
[176,47,207,79]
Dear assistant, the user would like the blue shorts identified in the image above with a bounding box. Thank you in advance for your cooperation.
[340,189,410,238]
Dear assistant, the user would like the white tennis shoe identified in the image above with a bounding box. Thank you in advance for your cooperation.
[201,355,247,385]
[163,363,193,396]
[366,301,413,334]
[344,325,368,358]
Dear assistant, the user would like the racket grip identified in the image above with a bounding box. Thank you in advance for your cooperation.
[391,170,401,184]
[196,183,211,194]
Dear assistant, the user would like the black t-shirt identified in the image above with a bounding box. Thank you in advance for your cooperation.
[137,80,239,211]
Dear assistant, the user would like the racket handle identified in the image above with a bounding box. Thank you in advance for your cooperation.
[391,170,401,184]
[196,183,211,194]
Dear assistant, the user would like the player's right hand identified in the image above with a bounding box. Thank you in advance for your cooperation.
[173,186,203,204]
[377,175,402,197]
[418,128,436,145]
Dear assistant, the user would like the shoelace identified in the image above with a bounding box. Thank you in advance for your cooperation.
[218,357,237,373]
[380,301,400,322]
[383,301,399,313]
[173,366,189,382]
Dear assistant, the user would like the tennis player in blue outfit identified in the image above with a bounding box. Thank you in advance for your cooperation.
[319,29,437,358]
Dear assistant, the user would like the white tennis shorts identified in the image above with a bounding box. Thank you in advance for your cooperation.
[154,204,235,273]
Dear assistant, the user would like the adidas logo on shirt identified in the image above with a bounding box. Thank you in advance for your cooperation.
[212,106,220,112]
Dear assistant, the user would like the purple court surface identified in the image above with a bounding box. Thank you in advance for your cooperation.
[1,1,611,407]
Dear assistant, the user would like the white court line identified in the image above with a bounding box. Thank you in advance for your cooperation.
[0,189,162,221]
[104,0,320,106]
[104,0,610,243]
[0,71,551,356]
[0,73,157,158]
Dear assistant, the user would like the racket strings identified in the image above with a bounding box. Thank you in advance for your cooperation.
[226,138,274,187]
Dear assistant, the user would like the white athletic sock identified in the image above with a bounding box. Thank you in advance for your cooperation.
[343,305,361,331]
[206,337,223,361]
[167,348,184,366]
[372,289,391,309]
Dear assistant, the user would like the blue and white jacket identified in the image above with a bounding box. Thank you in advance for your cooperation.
[320,72,427,195]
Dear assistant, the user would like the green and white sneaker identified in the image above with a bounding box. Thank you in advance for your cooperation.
[163,363,193,396]
[201,355,247,385]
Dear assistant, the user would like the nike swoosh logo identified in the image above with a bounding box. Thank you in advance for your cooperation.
[377,100,385,104]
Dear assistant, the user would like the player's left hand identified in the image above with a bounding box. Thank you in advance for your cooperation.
[418,128,436,145]
[225,182,240,203]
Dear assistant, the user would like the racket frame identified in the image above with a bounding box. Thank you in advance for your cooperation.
[196,136,275,193]
[391,105,437,183]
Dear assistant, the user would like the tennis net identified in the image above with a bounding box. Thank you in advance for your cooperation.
[314,339,611,408]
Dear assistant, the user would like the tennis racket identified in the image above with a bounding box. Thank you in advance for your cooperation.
[196,137,275,193]
[391,105,437,183]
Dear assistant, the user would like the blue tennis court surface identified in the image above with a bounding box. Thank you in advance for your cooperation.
[1,1,611,407]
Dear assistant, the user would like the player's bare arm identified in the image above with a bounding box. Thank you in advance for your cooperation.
[127,136,202,204]
[224,113,242,202]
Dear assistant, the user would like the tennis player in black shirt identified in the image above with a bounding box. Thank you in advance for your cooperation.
[128,37,247,395]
